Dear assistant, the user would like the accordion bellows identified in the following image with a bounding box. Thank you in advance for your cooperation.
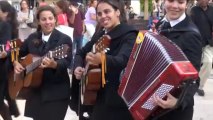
[118,32,198,120]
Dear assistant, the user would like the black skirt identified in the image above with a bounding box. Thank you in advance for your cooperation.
[90,84,134,120]
[24,89,69,120]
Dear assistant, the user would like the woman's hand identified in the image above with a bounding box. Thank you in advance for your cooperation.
[74,67,85,80]
[86,52,101,65]
[22,17,28,22]
[40,57,57,69]
[13,61,25,74]
[69,5,78,14]
[153,92,178,109]
[0,51,7,59]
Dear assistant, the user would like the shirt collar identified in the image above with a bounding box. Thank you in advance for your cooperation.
[161,13,186,27]
[42,32,52,42]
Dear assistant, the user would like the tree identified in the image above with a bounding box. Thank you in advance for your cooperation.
[140,0,152,20]
[144,0,149,20]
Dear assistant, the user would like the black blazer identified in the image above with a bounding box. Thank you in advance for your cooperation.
[19,29,72,101]
[74,23,138,87]
[155,16,202,120]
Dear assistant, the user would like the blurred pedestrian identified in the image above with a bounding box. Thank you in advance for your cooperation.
[17,0,34,41]
[84,0,98,40]
[190,0,213,96]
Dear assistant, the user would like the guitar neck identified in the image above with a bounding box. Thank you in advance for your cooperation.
[25,52,53,74]
[24,44,68,74]
[25,56,44,74]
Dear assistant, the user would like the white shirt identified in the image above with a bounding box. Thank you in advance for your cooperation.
[162,13,186,27]
[42,32,52,42]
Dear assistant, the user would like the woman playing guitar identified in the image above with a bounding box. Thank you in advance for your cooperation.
[13,6,72,120]
[70,0,138,120]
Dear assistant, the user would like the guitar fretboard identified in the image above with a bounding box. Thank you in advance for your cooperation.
[25,52,53,74]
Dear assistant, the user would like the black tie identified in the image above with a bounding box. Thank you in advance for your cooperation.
[162,21,171,30]
[158,21,171,34]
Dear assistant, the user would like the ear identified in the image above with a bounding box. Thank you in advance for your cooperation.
[116,9,120,17]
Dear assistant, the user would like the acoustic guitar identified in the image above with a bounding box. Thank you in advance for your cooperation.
[8,44,70,99]
[80,35,111,105]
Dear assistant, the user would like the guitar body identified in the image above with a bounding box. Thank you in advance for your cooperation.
[20,54,43,87]
[8,44,69,99]
[80,36,111,105]
[81,68,101,105]
[8,54,43,99]
[8,70,24,99]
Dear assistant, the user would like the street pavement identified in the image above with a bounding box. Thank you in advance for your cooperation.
[3,73,213,120]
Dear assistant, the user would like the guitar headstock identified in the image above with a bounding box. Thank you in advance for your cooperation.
[51,44,70,59]
[0,39,22,52]
[0,39,23,61]
[95,35,111,53]
[10,39,22,49]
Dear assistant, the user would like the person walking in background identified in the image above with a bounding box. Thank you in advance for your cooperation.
[190,0,213,96]
[54,0,72,26]
[153,0,202,119]
[13,6,72,120]
[70,0,138,119]
[84,0,98,40]
[0,1,20,119]
[148,11,159,31]
[152,0,158,15]
[17,0,34,42]
[69,1,85,53]
[68,1,85,72]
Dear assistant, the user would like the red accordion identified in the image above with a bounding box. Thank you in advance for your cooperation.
[118,32,198,120]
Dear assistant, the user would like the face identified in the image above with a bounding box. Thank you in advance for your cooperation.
[97,2,120,31]
[38,11,56,35]
[21,1,28,10]
[197,0,209,8]
[92,0,98,7]
[164,0,187,20]
[0,8,8,21]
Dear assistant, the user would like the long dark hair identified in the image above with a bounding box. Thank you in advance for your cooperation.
[0,1,18,39]
[96,0,127,23]
[55,0,72,19]
[36,6,57,32]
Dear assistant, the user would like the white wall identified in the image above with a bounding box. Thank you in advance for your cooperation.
[131,0,141,16]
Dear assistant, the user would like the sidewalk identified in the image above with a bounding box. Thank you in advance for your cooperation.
[6,74,213,120]
[193,74,213,120]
